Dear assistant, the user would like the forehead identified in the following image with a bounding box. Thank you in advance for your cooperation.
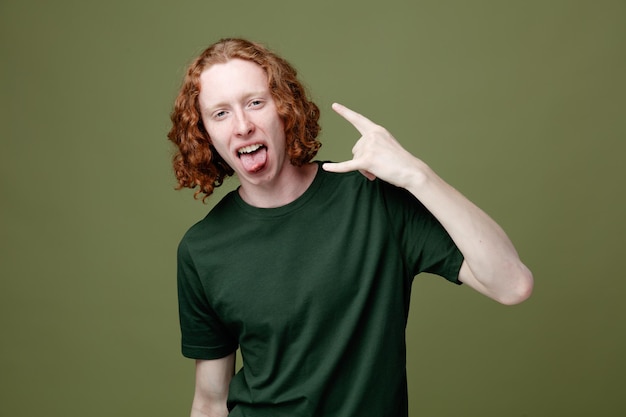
[198,59,269,107]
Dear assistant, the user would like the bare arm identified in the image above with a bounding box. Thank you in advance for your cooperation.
[190,353,235,417]
[404,166,533,305]
[323,103,533,305]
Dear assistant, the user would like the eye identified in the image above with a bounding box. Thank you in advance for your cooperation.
[249,99,264,108]
[213,110,228,119]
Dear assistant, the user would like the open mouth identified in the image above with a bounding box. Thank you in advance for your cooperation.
[237,143,267,173]
[238,143,265,155]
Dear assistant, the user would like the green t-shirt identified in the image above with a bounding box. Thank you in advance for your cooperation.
[177,162,463,416]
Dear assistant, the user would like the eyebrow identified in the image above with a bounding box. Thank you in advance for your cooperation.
[202,91,270,112]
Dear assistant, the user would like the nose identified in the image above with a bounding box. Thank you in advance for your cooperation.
[234,110,254,137]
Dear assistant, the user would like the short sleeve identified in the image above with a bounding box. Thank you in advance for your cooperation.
[177,239,239,359]
[380,180,464,284]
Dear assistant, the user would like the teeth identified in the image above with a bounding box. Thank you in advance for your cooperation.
[238,144,263,154]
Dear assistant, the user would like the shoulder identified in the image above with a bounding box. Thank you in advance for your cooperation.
[179,191,239,246]
[316,161,375,192]
[318,161,419,206]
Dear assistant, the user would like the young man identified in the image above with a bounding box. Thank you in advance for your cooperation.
[168,38,533,417]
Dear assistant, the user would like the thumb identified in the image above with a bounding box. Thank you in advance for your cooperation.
[322,161,376,181]
[322,160,359,173]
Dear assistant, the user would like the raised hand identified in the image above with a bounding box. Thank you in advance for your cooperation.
[322,103,425,189]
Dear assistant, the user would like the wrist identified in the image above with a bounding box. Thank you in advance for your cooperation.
[402,159,434,195]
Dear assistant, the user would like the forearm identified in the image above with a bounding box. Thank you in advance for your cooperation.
[190,384,230,417]
[190,403,228,417]
[190,356,235,417]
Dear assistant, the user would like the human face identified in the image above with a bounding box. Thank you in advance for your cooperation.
[198,58,288,187]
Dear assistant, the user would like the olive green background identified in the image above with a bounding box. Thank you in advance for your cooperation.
[1,0,624,415]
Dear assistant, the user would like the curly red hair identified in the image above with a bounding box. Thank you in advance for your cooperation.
[168,38,322,201]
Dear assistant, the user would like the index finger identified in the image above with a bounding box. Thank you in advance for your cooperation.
[332,102,379,135]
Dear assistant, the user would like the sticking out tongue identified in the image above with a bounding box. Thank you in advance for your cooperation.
[240,146,267,173]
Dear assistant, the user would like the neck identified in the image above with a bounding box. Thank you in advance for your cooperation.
[238,162,318,208]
